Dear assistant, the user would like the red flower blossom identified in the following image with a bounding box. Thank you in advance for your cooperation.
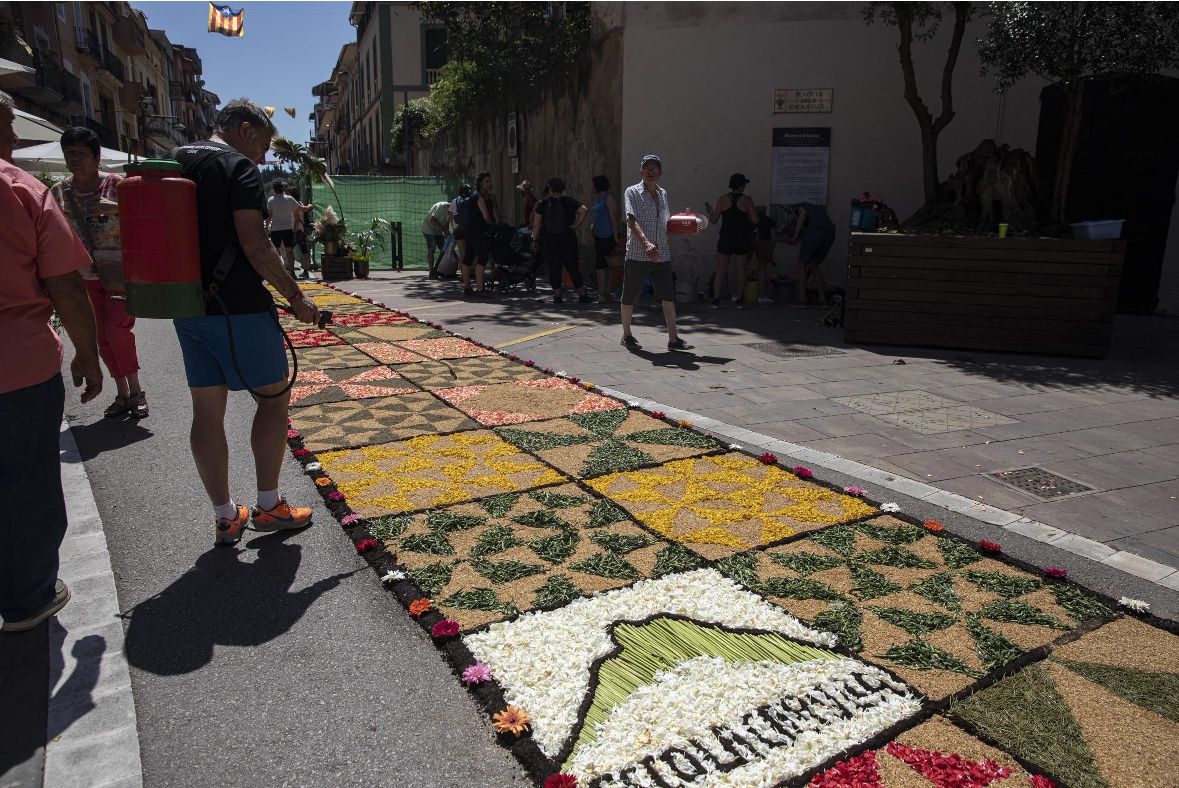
[759,452,778,465]
[509,355,519,361]
[292,449,311,457]
[354,537,378,554]
[792,465,813,478]
[524,360,535,367]
[886,741,1011,785]
[287,429,300,439]
[569,376,580,384]
[808,750,881,787]
[328,491,345,502]
[923,519,945,533]
[431,619,460,638]
[1044,566,1068,578]
[978,539,1002,553]
[651,411,665,419]
[408,598,432,617]
[1030,777,1056,788]
[544,776,578,788]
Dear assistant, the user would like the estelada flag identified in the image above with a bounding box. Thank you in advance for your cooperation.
[208,3,244,37]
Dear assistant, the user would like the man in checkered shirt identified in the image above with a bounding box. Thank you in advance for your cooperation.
[620,154,692,352]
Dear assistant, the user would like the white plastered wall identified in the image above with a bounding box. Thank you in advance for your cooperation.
[619,1,1047,291]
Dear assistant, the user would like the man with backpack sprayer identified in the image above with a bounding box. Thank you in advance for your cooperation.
[171,99,320,547]
[531,177,591,304]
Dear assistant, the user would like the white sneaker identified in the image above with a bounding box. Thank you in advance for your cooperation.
[757,296,774,304]
[729,296,740,304]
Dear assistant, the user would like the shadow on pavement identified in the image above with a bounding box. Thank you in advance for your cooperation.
[121,530,359,676]
[46,630,106,741]
[624,348,735,371]
[66,418,154,462]
[0,624,49,786]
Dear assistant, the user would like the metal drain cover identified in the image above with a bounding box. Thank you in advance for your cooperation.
[989,467,1093,499]
[745,342,845,358]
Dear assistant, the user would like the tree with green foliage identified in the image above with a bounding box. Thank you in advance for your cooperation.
[977,2,1179,222]
[270,135,343,219]
[412,2,591,139]
[864,2,975,210]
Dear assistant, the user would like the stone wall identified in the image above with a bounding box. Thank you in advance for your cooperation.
[413,11,624,278]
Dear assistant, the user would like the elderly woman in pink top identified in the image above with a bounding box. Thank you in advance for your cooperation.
[51,126,148,419]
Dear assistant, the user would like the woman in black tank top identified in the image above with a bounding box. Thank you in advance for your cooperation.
[705,173,758,309]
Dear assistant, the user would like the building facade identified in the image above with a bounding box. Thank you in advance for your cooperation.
[312,1,446,175]
[0,1,216,157]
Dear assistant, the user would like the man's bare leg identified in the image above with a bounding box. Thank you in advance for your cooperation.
[621,303,634,337]
[189,385,231,506]
[250,379,292,493]
[662,300,679,343]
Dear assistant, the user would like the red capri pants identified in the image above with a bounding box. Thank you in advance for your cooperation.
[84,279,140,378]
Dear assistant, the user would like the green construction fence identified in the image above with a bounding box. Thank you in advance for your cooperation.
[310,175,463,270]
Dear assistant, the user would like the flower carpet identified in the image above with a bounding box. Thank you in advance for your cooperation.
[278,283,1179,788]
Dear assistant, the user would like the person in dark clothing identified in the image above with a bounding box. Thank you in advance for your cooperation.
[788,201,837,307]
[751,206,777,303]
[461,171,495,296]
[705,173,759,308]
[532,177,590,304]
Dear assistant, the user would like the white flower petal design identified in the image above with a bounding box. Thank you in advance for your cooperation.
[1119,596,1150,613]
[879,502,901,512]
[463,569,834,756]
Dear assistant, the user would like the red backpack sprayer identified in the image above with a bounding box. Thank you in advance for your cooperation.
[117,158,331,398]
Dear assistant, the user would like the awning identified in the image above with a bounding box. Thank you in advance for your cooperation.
[0,57,35,77]
[11,141,135,173]
[13,108,64,143]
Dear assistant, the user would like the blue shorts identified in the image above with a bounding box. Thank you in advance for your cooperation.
[174,311,289,391]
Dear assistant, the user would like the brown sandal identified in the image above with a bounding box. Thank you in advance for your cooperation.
[104,395,130,418]
[127,391,149,420]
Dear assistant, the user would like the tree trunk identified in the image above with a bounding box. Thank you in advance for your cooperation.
[1051,86,1084,223]
[920,125,940,207]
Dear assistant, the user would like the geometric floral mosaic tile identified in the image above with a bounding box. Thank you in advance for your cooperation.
[950,616,1179,788]
[395,355,549,390]
[716,516,1112,700]
[809,715,1047,786]
[495,409,722,479]
[314,299,387,315]
[586,453,878,560]
[289,392,478,452]
[295,343,380,370]
[329,311,416,327]
[317,430,566,517]
[286,327,346,348]
[338,325,449,342]
[288,365,418,407]
[434,377,625,427]
[464,569,920,785]
[350,342,429,366]
[395,337,498,360]
[379,483,704,632]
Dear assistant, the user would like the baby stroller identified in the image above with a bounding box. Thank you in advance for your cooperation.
[485,223,535,293]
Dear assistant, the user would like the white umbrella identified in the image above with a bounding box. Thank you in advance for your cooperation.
[11,141,135,173]
[0,57,35,77]
[13,108,64,143]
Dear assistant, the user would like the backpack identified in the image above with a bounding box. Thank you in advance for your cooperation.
[455,193,478,230]
[543,196,569,235]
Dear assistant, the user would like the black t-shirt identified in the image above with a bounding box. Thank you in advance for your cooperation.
[535,195,582,239]
[756,214,777,240]
[173,141,272,314]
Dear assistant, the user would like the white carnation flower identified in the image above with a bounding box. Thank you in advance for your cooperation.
[304,462,323,473]
[879,502,901,512]
[380,570,406,584]
[1119,596,1150,613]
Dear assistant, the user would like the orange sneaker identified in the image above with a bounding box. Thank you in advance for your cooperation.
[250,497,313,532]
[215,504,251,546]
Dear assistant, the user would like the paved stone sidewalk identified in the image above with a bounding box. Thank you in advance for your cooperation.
[343,274,1179,584]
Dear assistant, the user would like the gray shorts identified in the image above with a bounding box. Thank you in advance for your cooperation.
[621,259,674,306]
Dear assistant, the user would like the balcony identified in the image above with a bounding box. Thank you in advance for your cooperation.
[81,116,118,149]
[425,69,440,86]
[169,80,185,98]
[113,15,146,55]
[75,27,102,61]
[21,50,68,104]
[99,49,125,83]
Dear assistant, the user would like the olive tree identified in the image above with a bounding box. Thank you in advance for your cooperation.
[865,2,975,209]
[977,2,1179,222]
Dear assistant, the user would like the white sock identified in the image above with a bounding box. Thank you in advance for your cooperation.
[214,500,239,521]
[257,489,280,510]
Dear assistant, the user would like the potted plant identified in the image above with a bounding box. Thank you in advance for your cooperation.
[349,217,389,279]
[312,205,347,256]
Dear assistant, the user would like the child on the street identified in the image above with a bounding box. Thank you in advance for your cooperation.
[751,206,777,304]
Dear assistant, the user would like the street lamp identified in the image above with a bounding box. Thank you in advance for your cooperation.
[136,96,185,157]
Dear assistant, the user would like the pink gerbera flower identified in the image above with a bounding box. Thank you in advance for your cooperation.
[462,661,493,684]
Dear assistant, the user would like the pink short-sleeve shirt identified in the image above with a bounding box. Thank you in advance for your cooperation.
[0,160,93,395]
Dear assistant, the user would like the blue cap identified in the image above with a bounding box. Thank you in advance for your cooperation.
[640,154,662,167]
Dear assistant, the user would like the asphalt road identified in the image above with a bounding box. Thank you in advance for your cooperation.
[64,317,528,788]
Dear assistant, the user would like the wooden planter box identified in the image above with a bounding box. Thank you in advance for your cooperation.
[320,254,354,282]
[844,233,1125,358]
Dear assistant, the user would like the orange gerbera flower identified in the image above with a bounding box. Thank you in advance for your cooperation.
[314,477,332,487]
[408,598,432,617]
[923,519,945,532]
[491,705,531,736]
